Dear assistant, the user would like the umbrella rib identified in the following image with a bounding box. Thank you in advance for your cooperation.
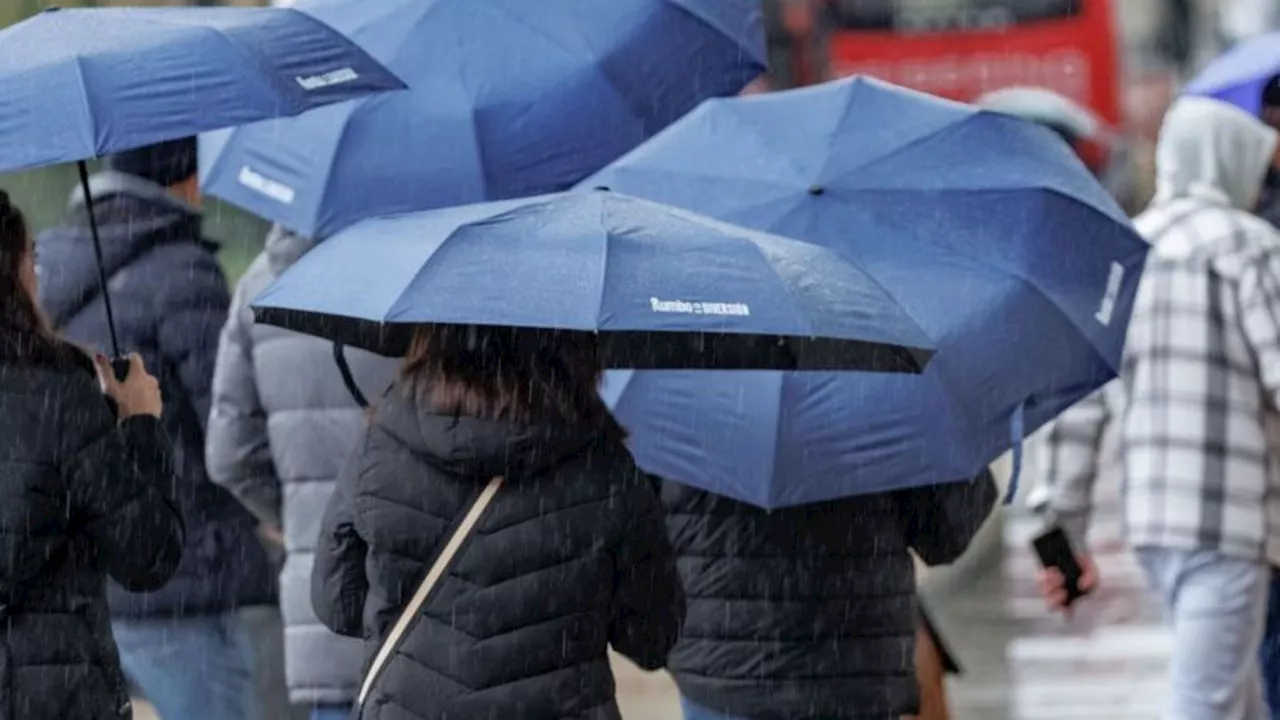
[69,55,98,158]
[198,23,296,114]
[816,109,981,186]
[836,185,1133,375]
[663,0,766,65]
[594,194,610,330]
[744,230,816,339]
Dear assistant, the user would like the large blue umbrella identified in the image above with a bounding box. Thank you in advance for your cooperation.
[0,5,402,368]
[250,191,935,372]
[585,77,1149,508]
[0,6,402,174]
[199,0,765,239]
[1184,33,1280,116]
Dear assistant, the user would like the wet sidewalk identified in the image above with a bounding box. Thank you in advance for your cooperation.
[931,493,1169,720]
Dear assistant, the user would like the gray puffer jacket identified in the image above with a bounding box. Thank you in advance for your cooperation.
[206,226,397,705]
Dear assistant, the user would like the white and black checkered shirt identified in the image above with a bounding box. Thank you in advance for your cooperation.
[1038,195,1280,564]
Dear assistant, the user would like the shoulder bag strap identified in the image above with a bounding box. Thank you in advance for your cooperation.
[355,475,505,710]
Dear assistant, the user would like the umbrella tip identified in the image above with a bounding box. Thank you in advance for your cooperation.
[592,186,611,192]
[808,185,825,196]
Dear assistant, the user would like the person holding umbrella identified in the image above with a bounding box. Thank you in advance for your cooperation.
[254,187,934,719]
[311,325,684,718]
[36,139,278,720]
[0,189,184,719]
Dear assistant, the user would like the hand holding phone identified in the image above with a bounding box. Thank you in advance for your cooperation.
[1031,526,1097,612]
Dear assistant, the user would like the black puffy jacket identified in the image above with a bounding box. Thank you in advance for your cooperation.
[312,383,683,719]
[662,472,997,719]
[37,171,274,618]
[0,343,184,720]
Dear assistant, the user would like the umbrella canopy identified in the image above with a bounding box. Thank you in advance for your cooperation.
[0,6,404,174]
[0,5,402,371]
[585,76,1149,508]
[250,191,935,372]
[1184,33,1280,116]
[199,0,766,239]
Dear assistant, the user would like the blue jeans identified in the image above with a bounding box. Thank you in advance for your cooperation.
[1261,570,1280,719]
[680,697,751,720]
[1137,547,1270,720]
[113,612,260,720]
[309,705,352,720]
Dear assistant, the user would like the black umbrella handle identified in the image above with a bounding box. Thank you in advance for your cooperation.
[76,160,123,360]
[110,356,132,382]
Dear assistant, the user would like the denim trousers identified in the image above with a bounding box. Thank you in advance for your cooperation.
[113,610,260,720]
[308,705,352,720]
[680,697,752,720]
[1136,547,1270,720]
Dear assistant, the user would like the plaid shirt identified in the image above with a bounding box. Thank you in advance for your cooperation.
[1038,195,1280,565]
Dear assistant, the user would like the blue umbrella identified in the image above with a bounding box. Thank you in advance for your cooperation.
[0,6,403,174]
[1184,33,1280,116]
[585,76,1149,508]
[250,191,935,372]
[0,5,402,369]
[199,0,765,239]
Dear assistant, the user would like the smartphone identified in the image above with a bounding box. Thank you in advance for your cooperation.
[1031,525,1090,607]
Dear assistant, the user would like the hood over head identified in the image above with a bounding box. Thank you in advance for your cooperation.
[264,223,317,275]
[372,381,626,481]
[37,171,209,328]
[1154,97,1279,210]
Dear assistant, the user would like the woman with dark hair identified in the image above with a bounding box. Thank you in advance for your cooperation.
[0,189,184,718]
[312,324,683,719]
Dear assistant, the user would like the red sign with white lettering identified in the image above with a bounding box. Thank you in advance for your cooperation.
[825,0,1121,127]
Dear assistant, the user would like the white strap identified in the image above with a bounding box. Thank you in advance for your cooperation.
[355,475,505,707]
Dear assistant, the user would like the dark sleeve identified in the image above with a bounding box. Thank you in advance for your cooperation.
[609,472,684,670]
[311,432,370,638]
[156,254,230,434]
[896,468,998,567]
[62,380,185,592]
[206,264,282,526]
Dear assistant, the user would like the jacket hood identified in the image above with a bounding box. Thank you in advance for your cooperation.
[373,381,622,480]
[1154,97,1279,210]
[36,171,208,327]
[265,223,317,275]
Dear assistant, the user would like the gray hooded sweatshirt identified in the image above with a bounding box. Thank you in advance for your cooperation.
[206,225,397,704]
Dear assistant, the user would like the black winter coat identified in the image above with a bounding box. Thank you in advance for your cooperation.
[0,347,184,720]
[313,384,683,719]
[36,171,275,618]
[662,472,997,720]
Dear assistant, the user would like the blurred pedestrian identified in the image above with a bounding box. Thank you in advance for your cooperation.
[661,471,997,720]
[207,224,397,720]
[1240,74,1280,720]
[1037,97,1280,720]
[35,139,278,720]
[311,325,684,718]
[0,189,184,719]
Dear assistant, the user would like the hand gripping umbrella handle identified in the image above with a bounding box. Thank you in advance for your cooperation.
[76,160,127,379]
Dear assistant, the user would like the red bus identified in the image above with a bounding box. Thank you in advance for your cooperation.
[818,0,1121,127]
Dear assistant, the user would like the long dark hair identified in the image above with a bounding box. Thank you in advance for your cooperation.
[0,190,86,371]
[401,324,622,436]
